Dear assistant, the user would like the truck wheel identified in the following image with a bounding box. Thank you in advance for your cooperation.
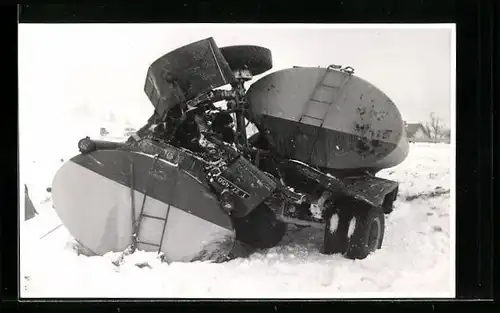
[232,203,287,249]
[323,199,385,259]
[220,45,273,76]
[323,199,352,255]
[345,203,385,259]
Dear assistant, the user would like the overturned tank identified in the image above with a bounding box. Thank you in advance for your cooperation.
[51,37,409,264]
[246,66,409,173]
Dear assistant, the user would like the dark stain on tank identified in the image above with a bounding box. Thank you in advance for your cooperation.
[357,107,367,117]
[361,107,389,122]
[354,123,373,133]
[354,123,373,148]
[353,121,390,159]
[381,129,393,140]
[372,107,388,121]
[266,83,276,92]
[356,139,372,154]
[355,121,370,131]
[381,111,389,119]
[355,138,388,158]
[370,129,393,141]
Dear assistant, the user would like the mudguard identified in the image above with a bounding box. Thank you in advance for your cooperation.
[283,159,399,208]
[335,175,399,208]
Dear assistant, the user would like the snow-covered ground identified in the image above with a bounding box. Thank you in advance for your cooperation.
[20,130,454,298]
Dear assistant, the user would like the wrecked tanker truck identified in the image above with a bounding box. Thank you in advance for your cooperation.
[51,37,409,263]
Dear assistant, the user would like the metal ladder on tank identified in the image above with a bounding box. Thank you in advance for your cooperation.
[130,155,171,256]
[112,155,171,267]
[293,64,355,165]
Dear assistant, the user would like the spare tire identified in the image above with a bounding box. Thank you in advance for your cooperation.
[220,45,273,76]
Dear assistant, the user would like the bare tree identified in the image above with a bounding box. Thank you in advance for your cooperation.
[424,113,446,142]
[442,128,451,143]
[444,128,451,136]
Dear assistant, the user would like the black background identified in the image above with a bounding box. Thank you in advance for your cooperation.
[2,1,498,311]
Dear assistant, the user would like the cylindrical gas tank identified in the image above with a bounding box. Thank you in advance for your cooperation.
[245,67,409,171]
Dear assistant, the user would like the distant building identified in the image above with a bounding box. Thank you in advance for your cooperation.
[123,127,137,137]
[405,122,431,143]
[99,124,138,141]
[100,127,109,136]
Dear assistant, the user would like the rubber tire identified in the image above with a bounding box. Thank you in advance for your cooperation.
[345,204,385,260]
[232,203,287,249]
[220,45,273,76]
[323,199,385,260]
[323,201,351,255]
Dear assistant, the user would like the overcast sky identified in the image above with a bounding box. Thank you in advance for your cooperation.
[19,24,454,129]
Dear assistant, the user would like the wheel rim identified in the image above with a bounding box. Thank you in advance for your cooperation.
[367,217,382,252]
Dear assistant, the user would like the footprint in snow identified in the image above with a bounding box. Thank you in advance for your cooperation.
[135,262,152,269]
[320,267,335,286]
[432,226,443,232]
[428,173,438,179]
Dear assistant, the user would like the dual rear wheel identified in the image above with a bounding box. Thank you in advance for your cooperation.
[324,198,386,260]
[230,197,387,261]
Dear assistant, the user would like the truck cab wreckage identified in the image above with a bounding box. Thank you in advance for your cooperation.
[52,37,409,263]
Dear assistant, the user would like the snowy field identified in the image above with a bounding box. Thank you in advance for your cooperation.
[20,123,454,299]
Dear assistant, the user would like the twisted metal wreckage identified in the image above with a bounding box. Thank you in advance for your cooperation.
[51,37,409,264]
